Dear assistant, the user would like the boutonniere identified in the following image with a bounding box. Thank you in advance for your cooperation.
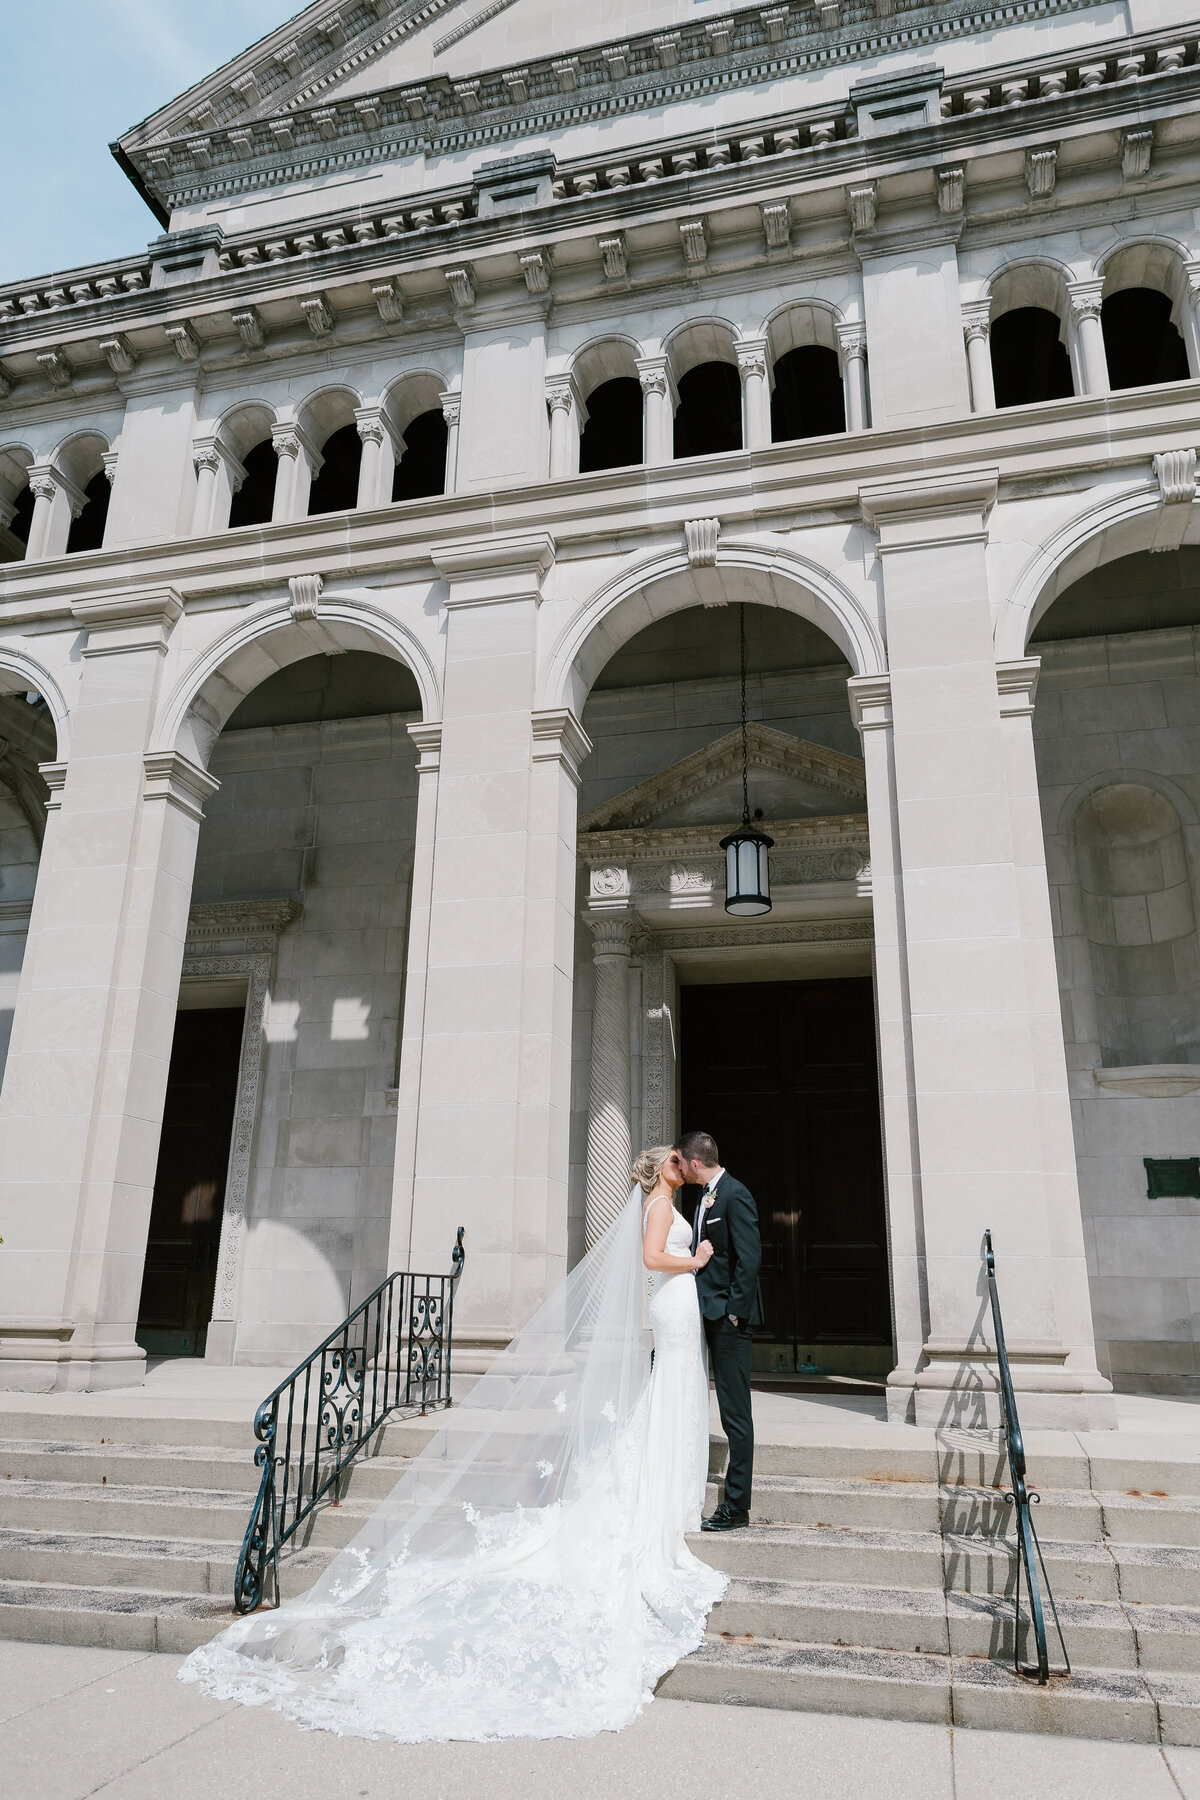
[703,1194,716,1210]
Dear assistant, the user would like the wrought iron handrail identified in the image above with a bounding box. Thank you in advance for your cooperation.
[234,1228,465,1614]
[983,1228,1069,1684]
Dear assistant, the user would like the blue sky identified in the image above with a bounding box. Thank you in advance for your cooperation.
[1,2,298,283]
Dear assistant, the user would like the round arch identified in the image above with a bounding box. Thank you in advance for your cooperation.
[994,476,1200,658]
[662,316,740,380]
[154,593,442,767]
[0,644,72,758]
[539,540,885,716]
[763,300,842,364]
[1097,234,1191,302]
[1055,765,1200,840]
[381,369,450,440]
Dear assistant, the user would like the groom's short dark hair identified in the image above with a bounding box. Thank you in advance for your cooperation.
[675,1130,719,1166]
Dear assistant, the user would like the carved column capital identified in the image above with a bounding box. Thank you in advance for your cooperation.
[961,301,992,344]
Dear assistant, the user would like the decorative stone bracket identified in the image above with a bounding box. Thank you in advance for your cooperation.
[1153,448,1197,506]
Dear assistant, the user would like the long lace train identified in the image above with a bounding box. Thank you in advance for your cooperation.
[180,1192,725,1742]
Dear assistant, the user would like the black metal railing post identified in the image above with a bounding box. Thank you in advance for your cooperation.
[234,1228,465,1614]
[983,1228,1070,1684]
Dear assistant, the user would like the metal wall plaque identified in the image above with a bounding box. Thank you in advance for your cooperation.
[1144,1157,1200,1200]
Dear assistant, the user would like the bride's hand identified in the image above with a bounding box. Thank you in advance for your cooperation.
[693,1239,715,1267]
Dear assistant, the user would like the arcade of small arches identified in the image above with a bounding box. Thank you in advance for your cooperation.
[3,241,1199,571]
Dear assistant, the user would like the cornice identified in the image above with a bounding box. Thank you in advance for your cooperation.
[3,54,1198,392]
[117,0,1115,219]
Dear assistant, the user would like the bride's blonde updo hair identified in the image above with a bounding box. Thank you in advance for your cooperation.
[630,1145,674,1194]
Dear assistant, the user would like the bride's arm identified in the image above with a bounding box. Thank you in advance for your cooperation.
[642,1195,714,1273]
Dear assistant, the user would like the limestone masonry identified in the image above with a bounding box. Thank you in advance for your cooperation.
[1,0,1199,1425]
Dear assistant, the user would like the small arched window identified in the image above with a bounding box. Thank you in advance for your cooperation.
[673,362,742,459]
[580,378,643,473]
[307,423,362,516]
[392,409,448,502]
[229,439,277,529]
[770,346,845,442]
[65,471,111,554]
[990,307,1074,407]
[1102,288,1190,391]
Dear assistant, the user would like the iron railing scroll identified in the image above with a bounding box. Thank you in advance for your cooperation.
[234,1228,466,1614]
[983,1228,1070,1684]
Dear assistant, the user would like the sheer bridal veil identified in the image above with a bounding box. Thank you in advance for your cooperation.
[182,1186,668,1741]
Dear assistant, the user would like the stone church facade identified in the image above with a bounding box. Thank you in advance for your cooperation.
[0,0,1199,1427]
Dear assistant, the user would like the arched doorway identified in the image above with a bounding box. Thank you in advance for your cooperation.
[137,617,430,1366]
[1027,544,1200,1393]
[573,596,891,1381]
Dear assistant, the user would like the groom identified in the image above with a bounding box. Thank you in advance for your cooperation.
[674,1130,762,1532]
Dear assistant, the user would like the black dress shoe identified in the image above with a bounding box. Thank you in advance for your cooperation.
[701,1504,750,1532]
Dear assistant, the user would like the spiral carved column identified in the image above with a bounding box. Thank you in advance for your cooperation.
[585,916,636,1250]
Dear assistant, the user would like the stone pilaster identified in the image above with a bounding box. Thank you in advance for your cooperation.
[854,472,1114,1429]
[0,589,219,1392]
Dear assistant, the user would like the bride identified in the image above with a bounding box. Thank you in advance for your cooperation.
[181,1146,728,1742]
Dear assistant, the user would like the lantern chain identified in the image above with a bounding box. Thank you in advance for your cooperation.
[740,602,750,826]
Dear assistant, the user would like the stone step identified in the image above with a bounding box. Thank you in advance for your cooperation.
[0,1477,376,1548]
[0,1578,233,1655]
[0,1526,334,1601]
[663,1636,1200,1743]
[0,1408,446,1458]
[693,1522,948,1589]
[706,1474,941,1531]
[0,1437,416,1501]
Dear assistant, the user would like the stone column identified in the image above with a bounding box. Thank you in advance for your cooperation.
[853,471,1114,1430]
[962,304,996,412]
[546,377,580,480]
[387,721,442,1274]
[190,438,245,535]
[1067,282,1110,396]
[637,357,675,466]
[584,915,636,1250]
[440,393,461,493]
[355,407,401,509]
[836,325,869,432]
[736,337,771,449]
[403,537,590,1354]
[191,445,222,534]
[0,589,218,1392]
[24,465,84,561]
[271,422,321,521]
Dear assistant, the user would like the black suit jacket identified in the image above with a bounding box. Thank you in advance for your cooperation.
[693,1171,764,1326]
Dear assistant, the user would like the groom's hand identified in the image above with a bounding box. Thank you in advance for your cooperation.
[727,1315,739,1327]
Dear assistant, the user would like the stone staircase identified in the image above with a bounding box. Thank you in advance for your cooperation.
[3,1408,1200,1742]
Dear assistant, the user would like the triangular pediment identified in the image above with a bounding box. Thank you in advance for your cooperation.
[580,725,867,835]
[119,0,764,149]
[115,0,802,221]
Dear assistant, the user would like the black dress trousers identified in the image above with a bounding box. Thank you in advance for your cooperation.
[704,1313,754,1514]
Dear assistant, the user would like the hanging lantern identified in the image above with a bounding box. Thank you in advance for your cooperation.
[722,604,773,917]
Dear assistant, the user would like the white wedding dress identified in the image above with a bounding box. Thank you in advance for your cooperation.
[181,1190,726,1742]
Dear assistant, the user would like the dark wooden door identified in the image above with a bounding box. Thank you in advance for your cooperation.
[679,978,890,1357]
[135,1007,246,1357]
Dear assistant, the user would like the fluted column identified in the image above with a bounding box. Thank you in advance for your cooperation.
[440,392,461,493]
[962,303,996,412]
[736,337,771,449]
[637,356,675,466]
[836,325,869,432]
[1067,281,1110,395]
[585,915,636,1250]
